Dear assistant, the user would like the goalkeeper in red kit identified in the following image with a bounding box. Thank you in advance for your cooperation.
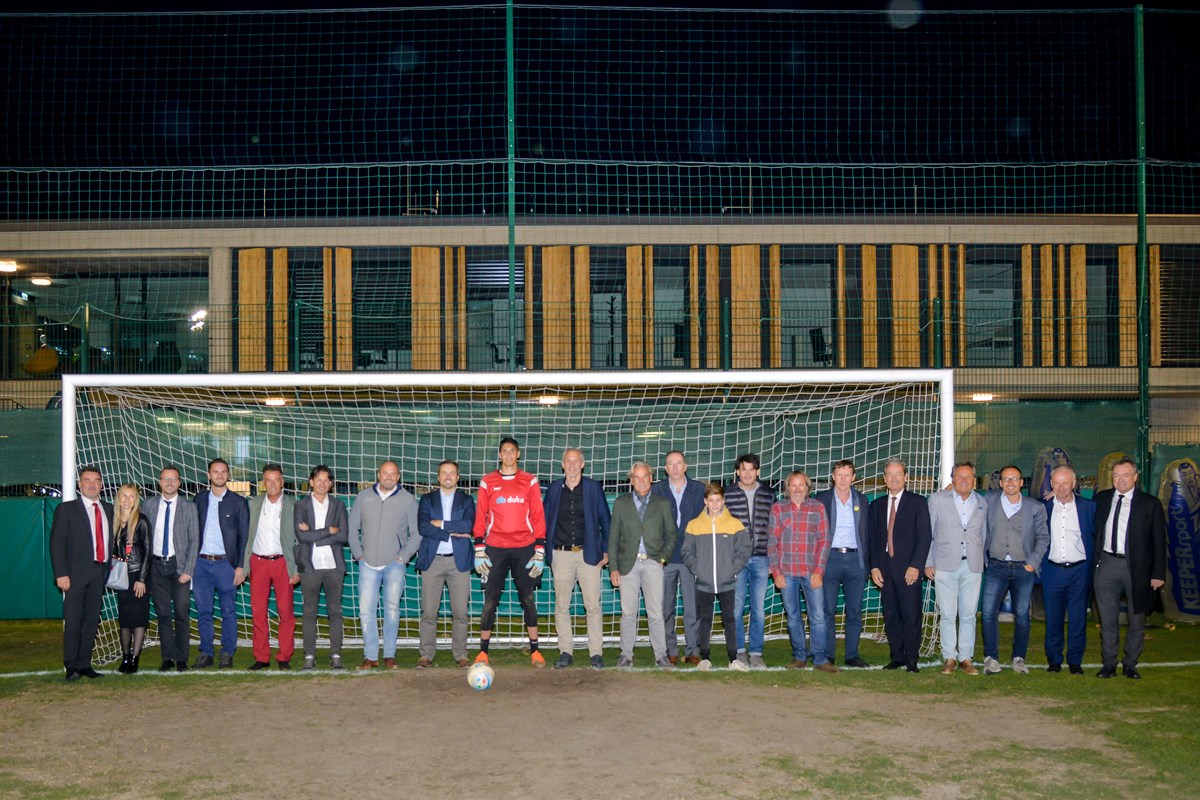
[473,437,548,668]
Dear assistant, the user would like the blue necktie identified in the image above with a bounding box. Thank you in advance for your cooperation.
[161,500,172,558]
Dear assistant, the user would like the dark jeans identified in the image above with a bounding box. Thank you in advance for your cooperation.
[695,587,738,665]
[981,559,1036,661]
[822,549,867,661]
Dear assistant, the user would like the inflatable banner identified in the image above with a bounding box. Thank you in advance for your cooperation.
[1032,447,1073,500]
[1157,458,1200,622]
[1095,451,1128,494]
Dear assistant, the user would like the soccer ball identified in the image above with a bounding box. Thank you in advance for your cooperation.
[467,662,495,691]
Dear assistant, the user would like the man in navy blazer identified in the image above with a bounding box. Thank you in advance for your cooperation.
[868,458,932,672]
[543,448,611,669]
[1041,465,1096,674]
[1092,456,1167,679]
[49,466,113,680]
[814,459,872,668]
[652,450,706,665]
[415,460,476,668]
[192,457,250,669]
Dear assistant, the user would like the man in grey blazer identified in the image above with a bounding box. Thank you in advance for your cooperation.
[245,464,298,670]
[981,465,1048,675]
[295,465,350,670]
[925,461,988,675]
[814,459,872,668]
[607,461,678,669]
[142,465,199,673]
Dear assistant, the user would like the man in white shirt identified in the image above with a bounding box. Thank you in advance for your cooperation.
[245,464,298,670]
[295,465,350,670]
[1040,466,1095,675]
[142,466,199,672]
[415,460,476,669]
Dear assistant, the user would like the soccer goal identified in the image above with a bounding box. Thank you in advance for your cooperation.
[61,369,953,665]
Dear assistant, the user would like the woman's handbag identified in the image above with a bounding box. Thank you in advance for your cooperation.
[106,559,129,591]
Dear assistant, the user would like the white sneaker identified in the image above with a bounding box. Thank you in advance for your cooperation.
[697,659,712,671]
[729,658,751,672]
[983,656,1002,675]
[1012,657,1029,674]
[302,655,316,671]
[749,654,767,670]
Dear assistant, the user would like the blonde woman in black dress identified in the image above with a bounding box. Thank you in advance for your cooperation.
[111,484,151,674]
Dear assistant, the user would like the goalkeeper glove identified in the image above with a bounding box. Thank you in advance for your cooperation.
[526,547,545,579]
[474,546,492,580]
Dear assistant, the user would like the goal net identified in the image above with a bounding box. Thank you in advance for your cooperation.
[62,370,953,665]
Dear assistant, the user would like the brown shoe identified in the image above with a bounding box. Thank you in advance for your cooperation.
[357,659,378,671]
[667,655,679,665]
[941,659,958,675]
[959,658,979,676]
[415,657,433,670]
[684,655,701,665]
[456,658,470,668]
[813,661,840,673]
[383,658,398,670]
[785,658,809,670]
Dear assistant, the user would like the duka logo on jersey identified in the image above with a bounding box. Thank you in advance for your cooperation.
[494,494,527,505]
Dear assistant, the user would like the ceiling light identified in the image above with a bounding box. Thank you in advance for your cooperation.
[971,393,994,402]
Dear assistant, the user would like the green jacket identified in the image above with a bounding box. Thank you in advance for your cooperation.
[606,492,678,575]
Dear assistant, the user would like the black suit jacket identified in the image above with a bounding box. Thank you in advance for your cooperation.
[867,491,932,574]
[1092,488,1167,615]
[50,496,114,580]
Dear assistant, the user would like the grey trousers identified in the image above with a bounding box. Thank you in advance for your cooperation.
[300,569,344,657]
[1094,552,1146,670]
[419,555,472,662]
[618,558,666,660]
[663,562,700,658]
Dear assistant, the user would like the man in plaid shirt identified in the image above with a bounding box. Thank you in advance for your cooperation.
[769,471,837,672]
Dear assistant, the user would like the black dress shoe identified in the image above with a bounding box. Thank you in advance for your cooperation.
[882,660,903,670]
[193,654,214,669]
[1123,666,1142,679]
[65,669,81,682]
[906,664,920,673]
[159,660,176,672]
[176,661,188,672]
[1047,663,1062,673]
[79,667,104,679]
[218,654,234,669]
[249,661,271,671]
[1068,664,1083,675]
[277,660,290,671]
[1097,666,1117,679]
[554,652,573,669]
[844,657,871,669]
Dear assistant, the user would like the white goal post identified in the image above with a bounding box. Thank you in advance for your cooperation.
[61,369,953,663]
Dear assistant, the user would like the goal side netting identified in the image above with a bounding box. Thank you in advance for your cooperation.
[61,370,953,665]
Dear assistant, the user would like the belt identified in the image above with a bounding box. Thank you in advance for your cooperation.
[554,545,583,552]
[199,554,225,561]
[989,557,1025,564]
[1103,550,1126,559]
[1051,560,1084,568]
[252,554,284,560]
[436,553,455,557]
[153,555,175,561]
[637,553,648,560]
[831,547,857,554]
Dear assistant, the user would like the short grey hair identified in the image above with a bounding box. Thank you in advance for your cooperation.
[628,461,653,479]
[884,457,908,474]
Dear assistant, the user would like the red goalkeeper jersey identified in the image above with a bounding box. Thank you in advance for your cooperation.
[473,469,547,549]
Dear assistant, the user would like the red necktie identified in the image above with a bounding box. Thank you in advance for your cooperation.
[93,502,105,563]
[887,496,897,558]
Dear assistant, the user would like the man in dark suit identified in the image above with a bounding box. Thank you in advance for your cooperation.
[142,465,199,672]
[415,460,476,669]
[1041,465,1096,674]
[294,465,349,670]
[192,457,249,669]
[814,459,872,668]
[49,466,113,680]
[1092,455,1167,679]
[652,450,706,666]
[868,457,932,673]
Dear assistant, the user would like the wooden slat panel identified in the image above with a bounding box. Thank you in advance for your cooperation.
[1150,245,1161,367]
[730,244,761,369]
[524,246,534,369]
[322,248,334,370]
[861,245,878,368]
[1021,244,1034,366]
[542,245,573,369]
[956,244,967,368]
[1040,244,1055,366]
[926,244,939,362]
[769,244,782,368]
[443,246,455,368]
[1117,245,1137,367]
[574,246,591,370]
[335,248,354,372]
[942,245,953,364]
[272,248,288,372]
[689,245,701,368]
[411,246,441,371]
[891,244,920,367]
[705,245,721,368]
[1056,244,1067,365]
[836,244,847,368]
[644,246,655,370]
[626,245,644,369]
[238,248,267,371]
[457,246,467,369]
[1069,244,1088,366]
